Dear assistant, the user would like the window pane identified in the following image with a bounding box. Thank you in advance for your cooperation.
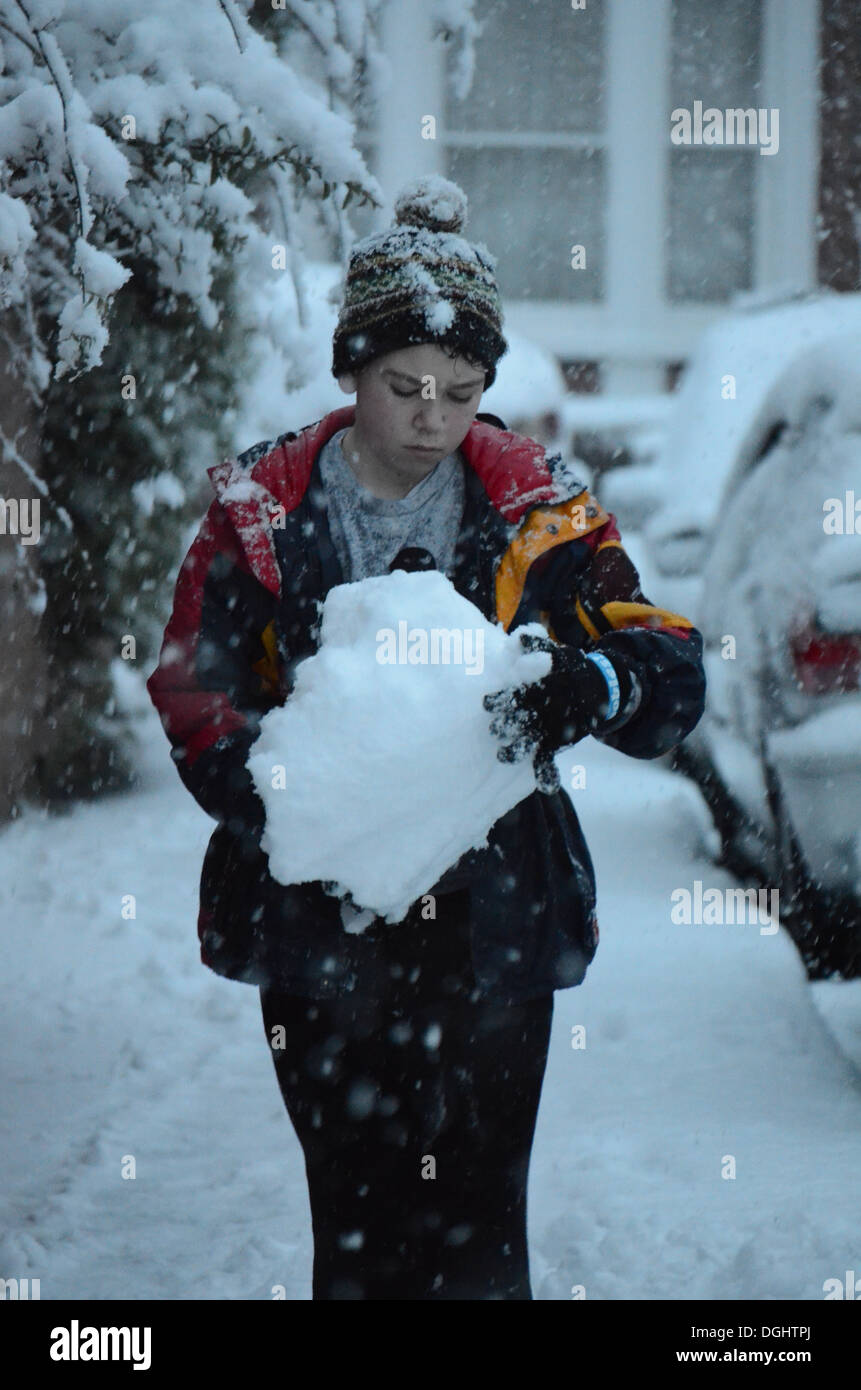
[670,0,763,108]
[666,150,755,301]
[445,0,605,134]
[446,147,604,301]
[667,0,763,302]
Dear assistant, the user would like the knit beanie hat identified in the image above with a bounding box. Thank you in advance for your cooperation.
[331,175,507,390]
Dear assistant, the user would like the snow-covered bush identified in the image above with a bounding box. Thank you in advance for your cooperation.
[0,0,479,809]
[0,0,383,386]
[0,0,384,803]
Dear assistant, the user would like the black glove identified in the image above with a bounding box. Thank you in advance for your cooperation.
[483,632,634,792]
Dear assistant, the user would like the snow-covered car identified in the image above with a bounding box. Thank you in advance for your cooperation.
[673,326,861,977]
[557,393,674,519]
[483,328,570,448]
[645,290,861,578]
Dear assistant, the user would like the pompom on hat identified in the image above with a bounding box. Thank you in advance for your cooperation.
[332,175,507,390]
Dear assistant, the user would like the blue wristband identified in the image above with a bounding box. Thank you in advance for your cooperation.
[584,651,621,721]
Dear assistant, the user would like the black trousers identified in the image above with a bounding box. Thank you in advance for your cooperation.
[259,890,553,1300]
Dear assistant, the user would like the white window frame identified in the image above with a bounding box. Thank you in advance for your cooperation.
[371,0,820,392]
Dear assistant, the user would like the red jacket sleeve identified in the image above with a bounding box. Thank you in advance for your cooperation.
[146,498,279,836]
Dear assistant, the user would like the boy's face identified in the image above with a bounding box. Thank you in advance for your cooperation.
[346,344,486,477]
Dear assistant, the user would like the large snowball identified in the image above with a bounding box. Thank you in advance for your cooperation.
[247,569,553,922]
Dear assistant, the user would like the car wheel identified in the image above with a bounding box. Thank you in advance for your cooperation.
[763,754,861,980]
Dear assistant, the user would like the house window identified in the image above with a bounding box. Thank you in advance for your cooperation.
[666,0,765,301]
[442,0,607,302]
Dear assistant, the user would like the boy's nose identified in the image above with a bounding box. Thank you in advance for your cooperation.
[415,400,446,427]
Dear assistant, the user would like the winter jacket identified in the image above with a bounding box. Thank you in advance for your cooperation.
[146,404,706,1004]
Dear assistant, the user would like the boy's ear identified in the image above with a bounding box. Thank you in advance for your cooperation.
[337,372,358,394]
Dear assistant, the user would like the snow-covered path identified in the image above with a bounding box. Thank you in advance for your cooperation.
[2,692,860,1300]
[532,750,861,1300]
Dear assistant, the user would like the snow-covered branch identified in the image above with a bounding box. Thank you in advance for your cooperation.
[0,0,382,396]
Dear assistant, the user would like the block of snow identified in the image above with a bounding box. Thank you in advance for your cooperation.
[247,569,554,923]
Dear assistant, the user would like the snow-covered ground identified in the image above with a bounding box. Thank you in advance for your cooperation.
[1,682,860,1301]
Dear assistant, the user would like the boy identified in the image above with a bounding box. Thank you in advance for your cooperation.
[147,176,706,1299]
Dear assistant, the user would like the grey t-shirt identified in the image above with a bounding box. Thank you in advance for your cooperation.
[317,426,465,581]
[316,425,474,914]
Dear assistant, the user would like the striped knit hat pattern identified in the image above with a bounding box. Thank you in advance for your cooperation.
[331,175,508,390]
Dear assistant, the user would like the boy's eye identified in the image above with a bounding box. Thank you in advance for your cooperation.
[390,386,474,404]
